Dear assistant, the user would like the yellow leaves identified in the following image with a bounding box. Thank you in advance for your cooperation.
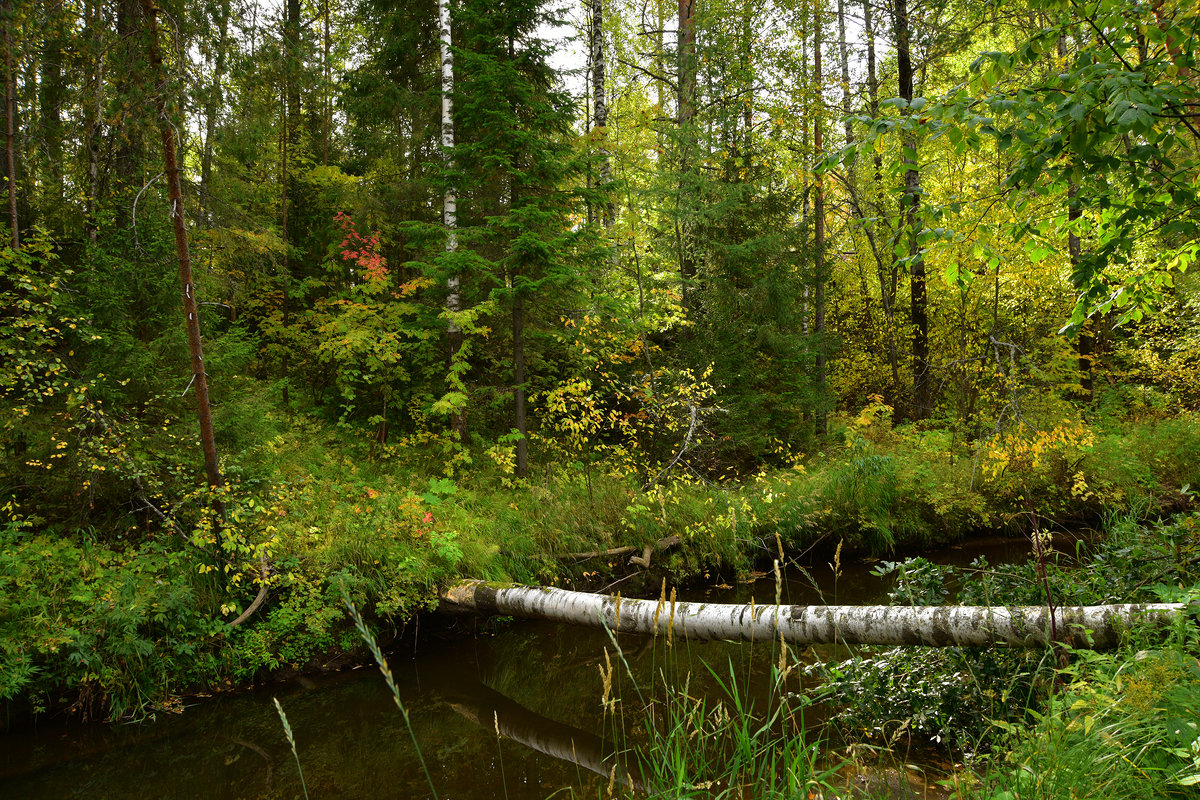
[981,419,1096,481]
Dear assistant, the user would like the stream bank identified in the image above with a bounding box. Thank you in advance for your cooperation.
[0,535,1038,799]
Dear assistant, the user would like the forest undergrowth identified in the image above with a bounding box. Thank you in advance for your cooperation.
[2,373,1198,724]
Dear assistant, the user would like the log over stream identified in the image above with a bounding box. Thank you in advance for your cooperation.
[441,580,1188,648]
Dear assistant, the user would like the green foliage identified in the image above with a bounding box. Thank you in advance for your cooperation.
[0,519,222,719]
[980,642,1200,800]
[817,646,1051,751]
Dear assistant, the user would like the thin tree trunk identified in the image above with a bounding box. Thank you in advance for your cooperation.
[84,0,104,243]
[740,0,753,176]
[279,0,300,406]
[838,0,874,336]
[864,0,900,398]
[1056,36,1094,402]
[442,580,1183,649]
[837,0,852,147]
[139,0,221,494]
[677,0,697,313]
[115,0,144,225]
[800,7,809,336]
[591,0,614,236]
[440,0,466,442]
[322,0,330,165]
[814,14,827,435]
[39,6,66,214]
[3,0,17,249]
[279,82,291,405]
[896,0,930,420]
[513,288,528,477]
[200,0,230,226]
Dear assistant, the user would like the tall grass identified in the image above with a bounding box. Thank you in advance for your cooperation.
[596,571,843,799]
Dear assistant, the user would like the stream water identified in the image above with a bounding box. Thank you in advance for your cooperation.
[0,537,1037,799]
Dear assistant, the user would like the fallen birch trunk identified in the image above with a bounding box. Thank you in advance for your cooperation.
[441,580,1188,649]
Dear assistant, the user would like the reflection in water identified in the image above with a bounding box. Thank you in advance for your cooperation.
[441,679,639,789]
[1,537,1036,799]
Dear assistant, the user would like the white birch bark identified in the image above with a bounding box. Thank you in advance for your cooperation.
[439,0,459,323]
[590,0,614,237]
[441,581,1185,649]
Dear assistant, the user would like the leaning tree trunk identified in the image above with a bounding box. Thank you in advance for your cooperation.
[442,581,1184,649]
[140,0,220,495]
[142,0,267,629]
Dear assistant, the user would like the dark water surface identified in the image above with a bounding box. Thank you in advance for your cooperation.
[1,537,1036,799]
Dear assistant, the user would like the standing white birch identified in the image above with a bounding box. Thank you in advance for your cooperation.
[440,0,466,441]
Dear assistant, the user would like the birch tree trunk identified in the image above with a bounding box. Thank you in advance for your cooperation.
[590,0,614,236]
[442,581,1185,649]
[440,0,466,441]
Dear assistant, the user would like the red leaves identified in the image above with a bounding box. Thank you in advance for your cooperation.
[334,211,388,282]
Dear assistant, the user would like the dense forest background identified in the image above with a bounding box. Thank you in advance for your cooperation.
[1,0,1199,719]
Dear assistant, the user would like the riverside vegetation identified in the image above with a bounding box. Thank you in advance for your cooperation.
[313,508,1200,799]
[3,383,1198,721]
[2,0,1200,795]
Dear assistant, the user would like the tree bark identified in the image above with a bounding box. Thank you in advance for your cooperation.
[837,0,852,147]
[114,0,144,224]
[895,0,930,420]
[84,0,104,243]
[3,0,17,249]
[139,0,221,495]
[866,0,900,403]
[440,0,466,441]
[279,82,291,405]
[813,14,827,436]
[1057,38,1094,403]
[590,0,614,236]
[199,0,230,226]
[677,0,697,313]
[322,0,330,165]
[513,286,528,477]
[441,581,1185,649]
[39,5,66,215]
